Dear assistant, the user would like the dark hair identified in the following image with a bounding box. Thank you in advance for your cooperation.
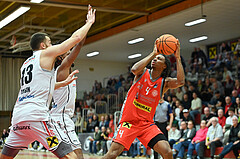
[229,107,235,112]
[54,56,62,70]
[30,32,48,50]
[161,54,171,78]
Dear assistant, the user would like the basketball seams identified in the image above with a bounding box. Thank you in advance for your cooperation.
[164,36,175,53]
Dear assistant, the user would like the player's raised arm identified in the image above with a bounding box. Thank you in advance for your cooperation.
[131,40,159,82]
[43,5,95,58]
[163,40,185,92]
[56,36,86,82]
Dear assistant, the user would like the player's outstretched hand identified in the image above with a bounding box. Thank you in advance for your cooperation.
[174,40,180,59]
[86,4,96,24]
[64,70,79,85]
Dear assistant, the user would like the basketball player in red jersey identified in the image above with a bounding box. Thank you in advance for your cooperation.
[102,40,184,159]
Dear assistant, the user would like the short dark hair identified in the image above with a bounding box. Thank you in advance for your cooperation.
[161,54,171,78]
[30,32,48,50]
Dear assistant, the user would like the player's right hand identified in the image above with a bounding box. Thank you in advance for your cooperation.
[86,4,96,24]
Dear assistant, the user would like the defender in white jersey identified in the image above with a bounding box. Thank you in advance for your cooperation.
[0,5,95,159]
[50,38,86,159]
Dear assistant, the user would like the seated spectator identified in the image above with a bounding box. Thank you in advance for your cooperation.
[173,120,196,159]
[176,87,183,101]
[103,115,109,128]
[86,95,94,107]
[198,117,223,159]
[99,115,105,128]
[75,116,82,133]
[181,93,191,110]
[232,90,240,105]
[216,116,240,159]
[106,127,114,152]
[89,126,101,154]
[225,108,237,126]
[181,109,194,124]
[92,114,99,129]
[168,124,181,147]
[224,96,234,117]
[223,108,237,145]
[234,97,240,114]
[97,126,108,155]
[224,75,234,96]
[208,91,225,110]
[175,100,181,121]
[75,107,81,118]
[87,105,95,118]
[234,79,240,95]
[222,66,233,82]
[187,120,208,159]
[203,107,215,127]
[108,114,114,133]
[101,94,107,102]
[217,109,226,128]
[190,92,202,122]
[211,82,224,97]
[86,118,95,132]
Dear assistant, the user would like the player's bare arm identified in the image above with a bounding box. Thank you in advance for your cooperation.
[163,40,185,93]
[131,41,159,82]
[55,70,79,90]
[40,5,95,71]
[57,36,86,82]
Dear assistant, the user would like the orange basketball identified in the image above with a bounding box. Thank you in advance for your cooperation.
[156,34,178,55]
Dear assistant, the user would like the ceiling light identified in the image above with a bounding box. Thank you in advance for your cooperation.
[30,0,44,3]
[87,51,99,57]
[128,38,144,45]
[185,18,206,27]
[189,36,208,43]
[128,53,142,59]
[0,6,30,29]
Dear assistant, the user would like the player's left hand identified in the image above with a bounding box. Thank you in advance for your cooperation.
[174,40,180,59]
[166,125,171,131]
[64,70,79,85]
[153,38,160,55]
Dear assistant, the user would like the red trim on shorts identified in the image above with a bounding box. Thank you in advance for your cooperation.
[42,121,51,136]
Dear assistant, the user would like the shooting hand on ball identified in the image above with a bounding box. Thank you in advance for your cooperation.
[153,38,160,55]
[174,40,180,59]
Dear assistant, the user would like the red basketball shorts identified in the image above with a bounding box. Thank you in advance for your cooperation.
[113,120,163,150]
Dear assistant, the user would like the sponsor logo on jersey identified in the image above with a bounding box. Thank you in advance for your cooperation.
[153,84,158,88]
[21,87,30,94]
[46,136,59,148]
[122,122,132,129]
[18,95,34,102]
[152,90,158,97]
[133,99,152,113]
[13,125,31,131]
[73,84,76,87]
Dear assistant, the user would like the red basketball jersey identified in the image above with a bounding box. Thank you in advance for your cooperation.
[119,69,165,123]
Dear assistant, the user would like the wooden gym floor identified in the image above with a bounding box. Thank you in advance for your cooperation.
[0,149,146,159]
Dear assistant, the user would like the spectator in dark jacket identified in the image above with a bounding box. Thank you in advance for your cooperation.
[217,116,240,159]
[173,121,196,159]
